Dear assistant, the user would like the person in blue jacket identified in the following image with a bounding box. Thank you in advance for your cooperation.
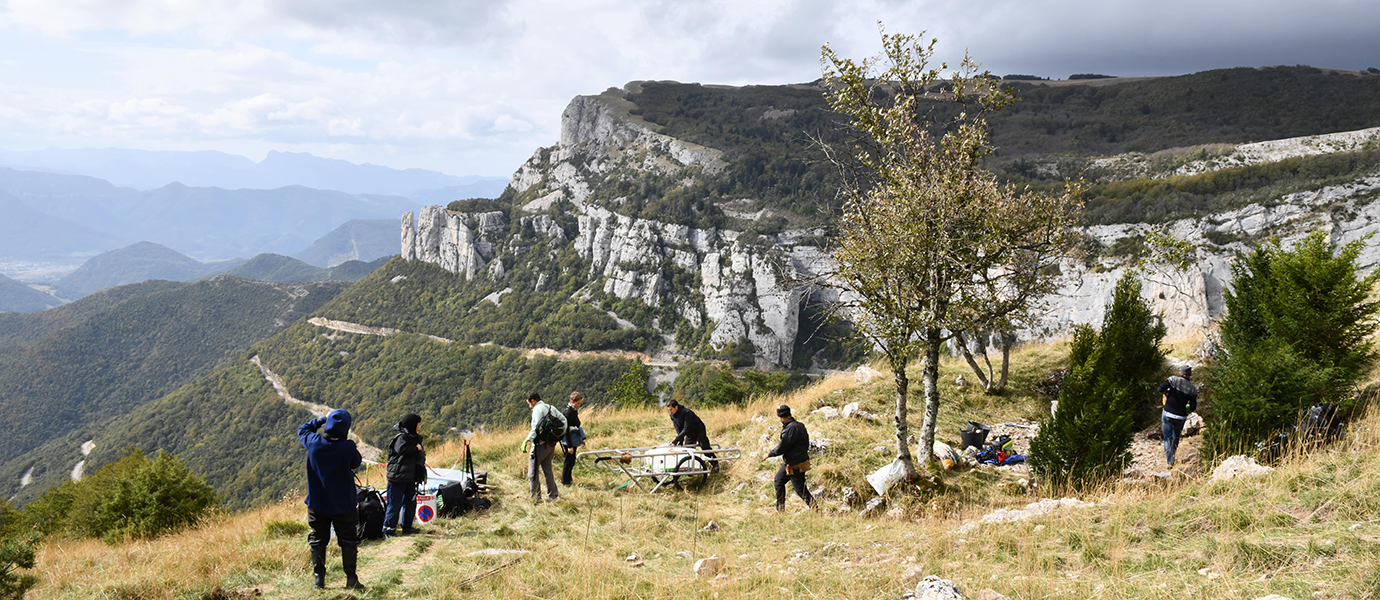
[298,409,365,590]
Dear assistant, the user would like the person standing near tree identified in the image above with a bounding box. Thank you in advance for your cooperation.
[1158,365,1198,466]
[297,409,365,590]
[521,392,566,501]
[383,413,425,536]
[764,405,814,511]
[560,392,585,486]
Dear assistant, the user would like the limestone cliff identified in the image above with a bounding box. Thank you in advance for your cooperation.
[402,81,1380,365]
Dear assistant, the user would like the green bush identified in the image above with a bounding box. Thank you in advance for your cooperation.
[262,519,309,538]
[0,531,37,600]
[19,448,217,544]
[1205,231,1380,455]
[607,361,657,408]
[1030,273,1166,488]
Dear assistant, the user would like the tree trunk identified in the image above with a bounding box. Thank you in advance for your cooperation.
[918,329,943,469]
[891,354,918,480]
[996,331,1014,392]
[954,331,993,391]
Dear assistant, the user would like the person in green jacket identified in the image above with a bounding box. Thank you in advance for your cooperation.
[520,392,566,501]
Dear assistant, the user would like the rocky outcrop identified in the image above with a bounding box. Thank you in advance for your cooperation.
[404,81,1380,363]
[401,206,507,281]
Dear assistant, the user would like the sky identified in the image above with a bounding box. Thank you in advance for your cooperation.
[1,0,1376,178]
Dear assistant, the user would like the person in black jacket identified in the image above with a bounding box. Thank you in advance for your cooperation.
[764,405,813,511]
[298,409,364,590]
[560,392,585,486]
[666,399,712,452]
[1157,365,1198,466]
[383,413,426,536]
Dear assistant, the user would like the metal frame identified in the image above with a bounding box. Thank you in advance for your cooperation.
[577,444,741,493]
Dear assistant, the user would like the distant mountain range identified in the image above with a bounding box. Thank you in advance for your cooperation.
[51,240,392,299]
[0,150,506,268]
[0,148,509,198]
[0,169,418,262]
[291,219,399,268]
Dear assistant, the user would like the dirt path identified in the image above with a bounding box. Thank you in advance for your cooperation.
[250,355,383,462]
[307,316,674,366]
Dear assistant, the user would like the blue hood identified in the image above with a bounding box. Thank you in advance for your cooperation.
[324,409,352,439]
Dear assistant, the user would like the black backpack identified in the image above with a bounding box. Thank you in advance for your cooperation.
[535,409,566,444]
[355,486,386,540]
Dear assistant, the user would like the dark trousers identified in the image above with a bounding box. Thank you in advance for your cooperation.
[308,506,360,549]
[383,480,417,532]
[561,445,578,485]
[774,464,814,510]
[679,433,712,452]
[307,507,359,579]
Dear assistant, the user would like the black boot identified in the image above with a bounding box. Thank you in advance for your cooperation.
[310,546,326,589]
[343,545,365,590]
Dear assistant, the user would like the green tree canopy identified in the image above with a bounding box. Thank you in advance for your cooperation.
[820,26,1080,477]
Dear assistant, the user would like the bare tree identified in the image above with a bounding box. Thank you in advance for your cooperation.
[820,27,1080,477]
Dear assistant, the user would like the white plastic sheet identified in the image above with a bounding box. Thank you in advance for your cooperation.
[866,458,908,495]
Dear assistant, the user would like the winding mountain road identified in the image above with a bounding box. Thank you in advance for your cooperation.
[307,317,676,366]
[250,355,383,462]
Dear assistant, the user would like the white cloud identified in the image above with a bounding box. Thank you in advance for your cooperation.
[0,0,1375,175]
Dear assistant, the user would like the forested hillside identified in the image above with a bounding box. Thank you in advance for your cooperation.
[0,274,60,313]
[319,254,654,353]
[220,254,389,284]
[0,277,345,503]
[604,66,1380,229]
[0,280,184,349]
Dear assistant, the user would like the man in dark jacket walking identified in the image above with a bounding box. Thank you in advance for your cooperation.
[383,413,425,536]
[560,392,585,486]
[764,405,813,511]
[666,399,712,452]
[298,409,365,590]
[1158,364,1199,466]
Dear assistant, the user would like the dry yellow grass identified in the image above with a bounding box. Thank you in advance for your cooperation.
[25,342,1380,599]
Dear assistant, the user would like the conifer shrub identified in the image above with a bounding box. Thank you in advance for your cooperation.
[0,531,37,600]
[1030,273,1167,488]
[1205,231,1380,456]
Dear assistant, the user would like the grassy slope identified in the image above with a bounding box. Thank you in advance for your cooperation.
[28,340,1380,599]
[30,350,1380,598]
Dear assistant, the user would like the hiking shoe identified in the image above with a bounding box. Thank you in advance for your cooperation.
[345,576,365,590]
[400,527,419,535]
[313,573,325,589]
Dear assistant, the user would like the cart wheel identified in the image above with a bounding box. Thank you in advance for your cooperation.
[673,456,709,491]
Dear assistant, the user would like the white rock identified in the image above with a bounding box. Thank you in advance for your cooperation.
[1183,412,1205,437]
[915,575,966,600]
[694,555,724,578]
[841,402,861,418]
[811,406,840,420]
[1212,455,1274,481]
[855,366,883,383]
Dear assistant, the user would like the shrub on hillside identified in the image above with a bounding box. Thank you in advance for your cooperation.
[0,531,37,600]
[1205,231,1380,456]
[19,448,217,544]
[608,361,657,408]
[1030,273,1167,488]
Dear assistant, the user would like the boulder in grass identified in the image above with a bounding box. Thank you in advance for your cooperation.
[694,555,723,578]
[915,575,966,600]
